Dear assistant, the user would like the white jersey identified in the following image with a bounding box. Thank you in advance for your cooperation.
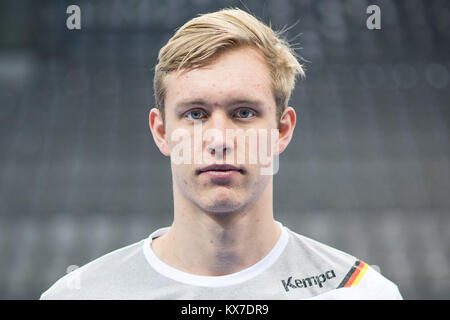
[40,221,403,300]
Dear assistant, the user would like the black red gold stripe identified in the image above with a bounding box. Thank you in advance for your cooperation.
[337,260,369,288]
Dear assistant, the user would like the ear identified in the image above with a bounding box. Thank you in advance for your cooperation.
[275,106,296,155]
[149,108,170,156]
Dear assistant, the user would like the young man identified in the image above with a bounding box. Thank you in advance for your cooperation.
[41,8,402,300]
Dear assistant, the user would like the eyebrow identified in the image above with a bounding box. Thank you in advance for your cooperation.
[174,98,263,110]
[175,99,209,109]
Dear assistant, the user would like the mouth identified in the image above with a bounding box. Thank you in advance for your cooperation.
[196,164,245,176]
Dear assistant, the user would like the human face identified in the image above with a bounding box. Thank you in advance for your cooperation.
[158,47,281,214]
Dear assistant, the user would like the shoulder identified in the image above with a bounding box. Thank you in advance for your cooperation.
[284,226,359,271]
[40,239,145,300]
[308,266,403,299]
[283,226,403,299]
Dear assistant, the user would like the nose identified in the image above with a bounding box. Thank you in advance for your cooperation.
[204,110,234,158]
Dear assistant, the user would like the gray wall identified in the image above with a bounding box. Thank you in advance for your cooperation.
[0,0,449,299]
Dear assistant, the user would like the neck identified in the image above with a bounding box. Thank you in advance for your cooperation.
[151,181,281,276]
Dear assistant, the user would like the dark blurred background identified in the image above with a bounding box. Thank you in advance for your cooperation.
[0,0,449,299]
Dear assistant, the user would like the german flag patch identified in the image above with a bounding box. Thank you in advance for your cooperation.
[337,260,369,288]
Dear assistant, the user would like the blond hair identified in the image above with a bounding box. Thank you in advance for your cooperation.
[153,8,305,121]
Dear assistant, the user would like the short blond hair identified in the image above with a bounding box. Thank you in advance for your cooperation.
[153,8,305,121]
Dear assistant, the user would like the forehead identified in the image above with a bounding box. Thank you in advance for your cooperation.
[164,46,274,107]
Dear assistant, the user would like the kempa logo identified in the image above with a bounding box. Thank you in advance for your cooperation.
[281,270,336,292]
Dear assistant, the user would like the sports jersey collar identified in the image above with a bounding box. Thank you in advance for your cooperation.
[142,221,289,287]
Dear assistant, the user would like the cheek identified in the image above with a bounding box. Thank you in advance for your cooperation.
[171,163,192,177]
[172,164,197,192]
[238,130,277,166]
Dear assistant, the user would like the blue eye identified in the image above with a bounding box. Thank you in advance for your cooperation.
[186,109,206,120]
[235,108,255,118]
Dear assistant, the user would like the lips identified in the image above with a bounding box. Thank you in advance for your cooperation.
[197,164,244,175]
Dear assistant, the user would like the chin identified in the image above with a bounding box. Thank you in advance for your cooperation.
[200,197,246,216]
